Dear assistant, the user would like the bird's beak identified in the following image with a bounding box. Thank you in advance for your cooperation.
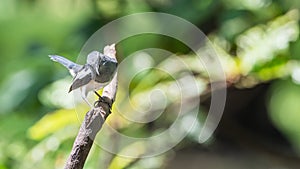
[95,63,100,75]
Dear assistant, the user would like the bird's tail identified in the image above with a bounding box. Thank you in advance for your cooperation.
[49,55,82,77]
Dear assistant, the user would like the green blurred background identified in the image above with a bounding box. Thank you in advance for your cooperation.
[1,0,300,169]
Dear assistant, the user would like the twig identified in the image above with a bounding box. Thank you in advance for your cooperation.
[64,44,118,169]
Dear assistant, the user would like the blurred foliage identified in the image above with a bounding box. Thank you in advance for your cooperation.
[269,79,300,150]
[0,0,300,169]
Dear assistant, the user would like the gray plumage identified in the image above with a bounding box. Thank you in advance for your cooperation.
[68,65,93,92]
[49,51,118,106]
[49,55,82,77]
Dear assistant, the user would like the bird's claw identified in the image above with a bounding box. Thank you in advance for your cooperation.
[94,95,112,118]
[93,96,104,107]
[94,91,112,108]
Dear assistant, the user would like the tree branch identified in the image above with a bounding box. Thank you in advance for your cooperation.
[64,44,118,169]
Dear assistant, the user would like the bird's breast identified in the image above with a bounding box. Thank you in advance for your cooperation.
[85,80,108,91]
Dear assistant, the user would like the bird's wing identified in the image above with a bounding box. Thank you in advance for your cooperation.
[69,66,93,92]
[49,55,82,77]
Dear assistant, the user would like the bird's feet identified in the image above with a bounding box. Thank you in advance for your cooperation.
[93,91,112,118]
[93,91,112,108]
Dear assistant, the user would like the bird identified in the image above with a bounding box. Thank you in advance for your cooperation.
[49,50,118,107]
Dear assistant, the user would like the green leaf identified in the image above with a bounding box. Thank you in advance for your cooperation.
[28,109,79,140]
[236,10,299,74]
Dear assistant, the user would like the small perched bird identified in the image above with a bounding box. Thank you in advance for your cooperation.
[49,49,118,107]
